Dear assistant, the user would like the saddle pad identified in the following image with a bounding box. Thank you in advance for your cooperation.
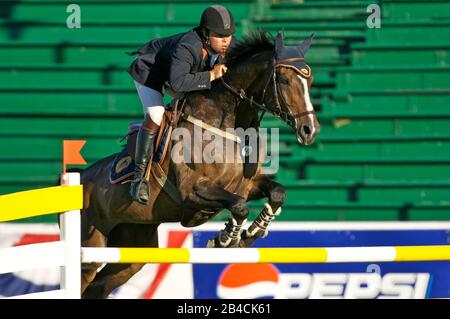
[109,125,171,185]
[109,148,135,184]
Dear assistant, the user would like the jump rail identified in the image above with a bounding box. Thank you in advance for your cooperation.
[2,173,450,299]
[0,173,82,299]
[81,246,450,264]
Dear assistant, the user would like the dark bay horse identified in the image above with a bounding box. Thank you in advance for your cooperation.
[78,30,320,298]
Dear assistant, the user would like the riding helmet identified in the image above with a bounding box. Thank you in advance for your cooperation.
[199,5,236,36]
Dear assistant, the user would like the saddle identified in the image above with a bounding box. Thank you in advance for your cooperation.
[109,98,186,204]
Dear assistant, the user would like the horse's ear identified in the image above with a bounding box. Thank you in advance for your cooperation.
[275,31,284,53]
[298,32,315,57]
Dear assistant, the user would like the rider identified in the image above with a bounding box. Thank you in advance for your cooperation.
[127,5,237,204]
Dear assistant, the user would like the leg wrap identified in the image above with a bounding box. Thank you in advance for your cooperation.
[246,203,281,238]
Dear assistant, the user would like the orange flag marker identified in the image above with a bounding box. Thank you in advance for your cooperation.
[63,140,87,173]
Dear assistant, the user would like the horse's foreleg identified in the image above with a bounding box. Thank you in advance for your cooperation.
[189,180,249,248]
[241,176,286,247]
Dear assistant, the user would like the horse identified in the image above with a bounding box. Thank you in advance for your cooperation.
[76,30,320,298]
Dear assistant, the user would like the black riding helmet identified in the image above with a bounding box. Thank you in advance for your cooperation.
[199,5,236,36]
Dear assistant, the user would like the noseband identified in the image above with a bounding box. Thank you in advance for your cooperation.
[220,57,316,128]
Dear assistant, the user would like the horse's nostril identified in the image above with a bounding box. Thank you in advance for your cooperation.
[302,125,312,135]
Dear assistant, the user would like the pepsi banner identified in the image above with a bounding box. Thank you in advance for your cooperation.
[192,226,450,299]
[1,222,449,299]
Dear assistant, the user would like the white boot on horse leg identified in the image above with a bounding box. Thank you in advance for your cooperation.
[240,203,282,247]
[207,217,247,248]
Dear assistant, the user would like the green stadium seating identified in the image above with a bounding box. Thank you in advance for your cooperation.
[351,43,450,67]
[366,21,450,45]
[1,0,449,222]
[0,0,254,23]
[382,0,450,20]
[262,1,374,21]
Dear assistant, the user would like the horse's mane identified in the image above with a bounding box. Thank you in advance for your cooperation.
[225,29,274,68]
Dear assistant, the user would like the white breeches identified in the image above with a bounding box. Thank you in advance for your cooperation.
[134,80,165,125]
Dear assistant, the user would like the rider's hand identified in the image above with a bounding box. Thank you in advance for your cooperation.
[210,64,228,82]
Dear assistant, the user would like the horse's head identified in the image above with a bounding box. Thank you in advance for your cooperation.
[263,32,320,146]
[221,30,320,145]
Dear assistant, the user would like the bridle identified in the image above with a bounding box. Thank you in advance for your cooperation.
[220,56,316,128]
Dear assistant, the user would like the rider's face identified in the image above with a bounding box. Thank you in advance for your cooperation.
[208,31,232,58]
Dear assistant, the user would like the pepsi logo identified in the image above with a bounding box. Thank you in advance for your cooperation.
[217,264,280,299]
[217,266,430,299]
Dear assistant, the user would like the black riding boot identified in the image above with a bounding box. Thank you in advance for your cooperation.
[129,127,157,204]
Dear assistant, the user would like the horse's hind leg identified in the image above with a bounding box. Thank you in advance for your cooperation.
[80,226,107,294]
[81,223,159,299]
[82,263,146,299]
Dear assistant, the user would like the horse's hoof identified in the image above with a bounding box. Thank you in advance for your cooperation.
[238,232,256,248]
[206,237,226,248]
[241,237,257,247]
[243,228,268,239]
[206,238,217,248]
[227,240,241,248]
[206,236,241,248]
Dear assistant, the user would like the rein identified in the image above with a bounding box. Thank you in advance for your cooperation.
[180,57,316,146]
[220,57,316,128]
